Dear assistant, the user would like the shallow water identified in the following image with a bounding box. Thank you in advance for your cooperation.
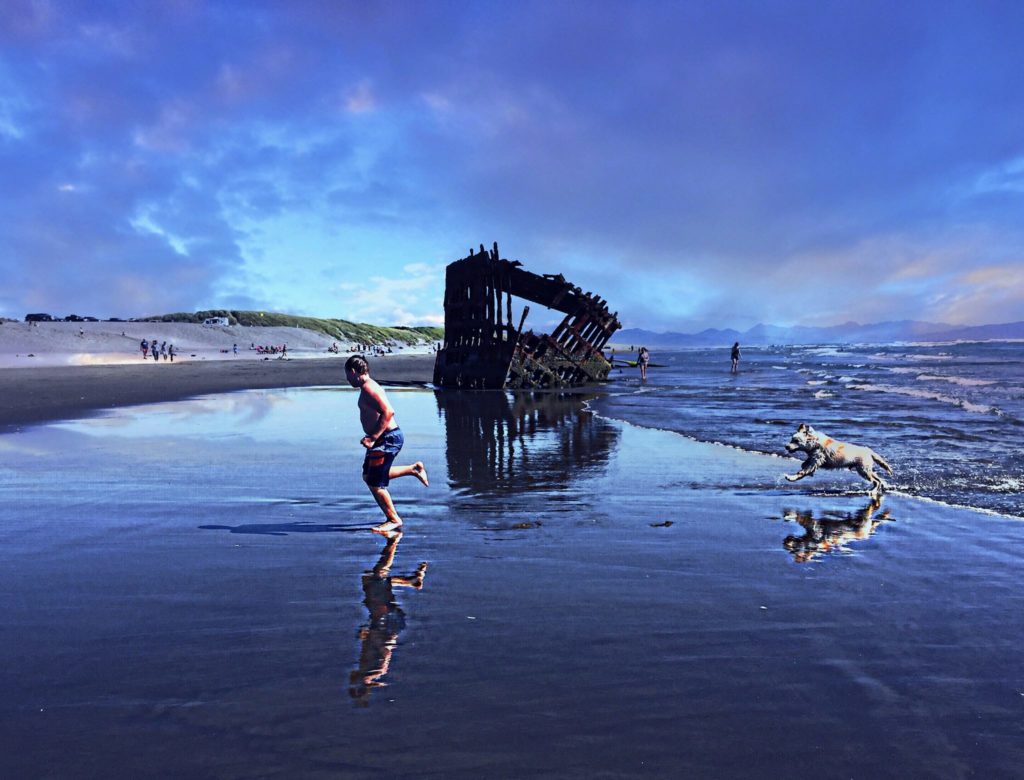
[601,342,1024,517]
[1,388,1023,777]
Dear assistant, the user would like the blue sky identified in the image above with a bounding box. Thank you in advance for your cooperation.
[2,0,1023,331]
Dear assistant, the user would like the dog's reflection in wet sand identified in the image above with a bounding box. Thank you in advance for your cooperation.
[781,498,891,563]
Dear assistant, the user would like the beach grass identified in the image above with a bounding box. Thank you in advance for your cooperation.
[143,310,443,345]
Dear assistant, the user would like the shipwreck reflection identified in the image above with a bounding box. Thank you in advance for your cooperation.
[781,499,891,563]
[435,390,619,496]
[349,532,427,707]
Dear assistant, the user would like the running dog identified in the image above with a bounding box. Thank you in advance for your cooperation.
[784,424,893,499]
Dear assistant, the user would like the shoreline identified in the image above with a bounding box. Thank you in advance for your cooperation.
[0,353,435,431]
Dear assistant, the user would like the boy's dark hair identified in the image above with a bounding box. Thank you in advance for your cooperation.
[345,355,369,375]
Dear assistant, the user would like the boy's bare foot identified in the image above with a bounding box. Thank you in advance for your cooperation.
[412,462,429,487]
[371,519,403,536]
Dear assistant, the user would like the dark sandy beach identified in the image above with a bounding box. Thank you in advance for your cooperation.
[2,387,1022,777]
[0,354,434,430]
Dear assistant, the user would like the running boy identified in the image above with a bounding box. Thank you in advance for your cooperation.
[344,356,428,535]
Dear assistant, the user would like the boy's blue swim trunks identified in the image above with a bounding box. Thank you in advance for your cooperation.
[362,428,404,487]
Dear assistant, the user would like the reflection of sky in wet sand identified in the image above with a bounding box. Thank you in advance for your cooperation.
[1,388,1023,776]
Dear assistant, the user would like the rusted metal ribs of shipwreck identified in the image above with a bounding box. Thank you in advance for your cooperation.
[433,242,621,389]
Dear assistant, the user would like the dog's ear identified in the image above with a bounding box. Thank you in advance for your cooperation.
[798,423,807,432]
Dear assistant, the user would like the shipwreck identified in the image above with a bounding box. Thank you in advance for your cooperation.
[433,242,621,389]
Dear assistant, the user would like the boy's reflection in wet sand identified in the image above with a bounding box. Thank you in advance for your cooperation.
[349,531,427,706]
[781,498,891,563]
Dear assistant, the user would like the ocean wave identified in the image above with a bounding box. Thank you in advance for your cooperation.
[800,347,849,357]
[886,366,996,386]
[845,383,998,415]
[886,490,1023,520]
[915,373,996,387]
[806,380,828,386]
[873,352,952,362]
[990,477,1024,493]
[813,390,834,399]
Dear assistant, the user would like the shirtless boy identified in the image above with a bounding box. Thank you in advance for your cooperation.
[344,356,428,535]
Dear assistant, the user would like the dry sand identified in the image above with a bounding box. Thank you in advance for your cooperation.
[0,320,433,368]
[0,352,435,431]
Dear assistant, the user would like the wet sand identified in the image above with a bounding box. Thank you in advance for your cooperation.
[0,354,434,430]
[2,388,1023,777]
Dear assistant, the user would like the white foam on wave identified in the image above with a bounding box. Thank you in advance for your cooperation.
[888,490,1022,520]
[801,347,848,358]
[873,352,953,362]
[846,382,999,415]
[883,366,994,386]
[915,373,996,387]
[990,477,1024,493]
[806,380,827,386]
[813,390,834,399]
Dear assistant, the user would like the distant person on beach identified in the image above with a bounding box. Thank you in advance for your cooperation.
[168,344,175,362]
[638,346,650,381]
[152,338,160,361]
[141,339,148,359]
[78,326,84,338]
[731,341,741,374]
[160,342,167,361]
[233,343,238,355]
[344,355,429,535]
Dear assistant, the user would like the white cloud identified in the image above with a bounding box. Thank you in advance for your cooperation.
[132,100,195,153]
[332,263,444,325]
[77,22,137,57]
[344,80,377,114]
[972,156,1024,195]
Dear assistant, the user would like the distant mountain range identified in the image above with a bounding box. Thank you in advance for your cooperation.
[615,320,1024,347]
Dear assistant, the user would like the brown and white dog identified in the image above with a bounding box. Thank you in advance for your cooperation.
[784,424,893,499]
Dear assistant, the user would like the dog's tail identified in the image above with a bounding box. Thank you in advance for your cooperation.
[872,452,894,475]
